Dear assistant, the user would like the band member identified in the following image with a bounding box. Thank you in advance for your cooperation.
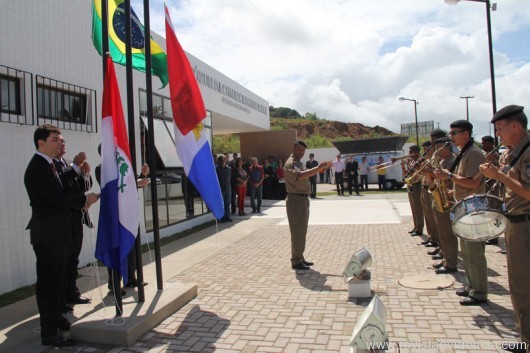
[435,120,486,306]
[401,145,424,235]
[419,141,438,248]
[480,105,530,351]
[430,137,458,274]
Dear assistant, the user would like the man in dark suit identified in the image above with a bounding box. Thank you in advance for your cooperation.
[54,137,93,306]
[305,153,319,198]
[345,156,360,195]
[24,124,99,347]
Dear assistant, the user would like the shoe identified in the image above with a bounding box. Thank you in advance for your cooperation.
[42,334,77,347]
[231,210,236,215]
[292,263,310,270]
[456,288,470,297]
[486,238,499,245]
[410,232,423,236]
[459,297,487,306]
[432,262,444,269]
[257,208,261,213]
[427,248,440,256]
[61,305,73,313]
[252,209,257,213]
[226,218,233,222]
[125,281,147,288]
[302,260,314,266]
[424,242,439,248]
[67,296,91,304]
[435,266,457,274]
[58,320,71,331]
[431,254,443,260]
[408,229,416,234]
[421,240,432,245]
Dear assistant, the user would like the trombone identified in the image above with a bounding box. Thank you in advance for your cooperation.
[369,155,409,171]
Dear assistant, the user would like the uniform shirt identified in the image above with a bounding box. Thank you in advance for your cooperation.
[332,159,344,173]
[454,143,485,201]
[501,134,530,215]
[284,154,311,194]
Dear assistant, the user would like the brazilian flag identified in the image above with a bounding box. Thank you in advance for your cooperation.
[92,0,168,88]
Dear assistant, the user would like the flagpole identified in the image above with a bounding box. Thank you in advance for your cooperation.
[100,0,124,318]
[124,0,146,303]
[144,0,164,290]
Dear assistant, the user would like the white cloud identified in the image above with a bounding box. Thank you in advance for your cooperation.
[136,0,530,138]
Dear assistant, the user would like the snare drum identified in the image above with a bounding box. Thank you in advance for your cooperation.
[450,194,509,242]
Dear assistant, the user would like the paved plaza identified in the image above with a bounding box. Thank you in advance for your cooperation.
[0,186,521,352]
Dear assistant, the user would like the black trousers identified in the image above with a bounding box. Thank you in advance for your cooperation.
[33,241,70,337]
[348,174,359,195]
[309,176,317,198]
[335,173,344,195]
[64,212,83,301]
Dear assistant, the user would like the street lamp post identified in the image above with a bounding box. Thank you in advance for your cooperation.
[445,0,497,138]
[399,97,419,145]
[460,95,474,121]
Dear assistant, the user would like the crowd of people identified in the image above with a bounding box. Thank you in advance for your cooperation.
[398,105,530,352]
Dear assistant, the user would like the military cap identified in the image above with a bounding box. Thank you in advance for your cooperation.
[450,120,473,132]
[491,105,526,123]
[409,145,420,153]
[294,140,307,148]
[481,135,494,143]
[422,141,432,147]
[430,129,446,139]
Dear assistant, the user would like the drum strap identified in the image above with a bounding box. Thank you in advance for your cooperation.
[449,139,474,173]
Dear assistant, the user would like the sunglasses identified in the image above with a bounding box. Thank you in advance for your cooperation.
[449,130,465,136]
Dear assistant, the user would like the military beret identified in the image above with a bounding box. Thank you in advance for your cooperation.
[434,136,451,144]
[409,145,420,153]
[481,135,494,143]
[491,105,525,123]
[294,140,307,148]
[430,129,446,139]
[450,120,473,131]
[422,141,432,147]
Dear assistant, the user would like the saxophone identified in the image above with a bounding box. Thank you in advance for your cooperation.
[428,144,452,212]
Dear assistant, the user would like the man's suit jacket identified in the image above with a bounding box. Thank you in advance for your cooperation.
[24,154,87,245]
[306,160,319,181]
[55,158,93,228]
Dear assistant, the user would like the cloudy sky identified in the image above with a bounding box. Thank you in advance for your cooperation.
[133,0,530,139]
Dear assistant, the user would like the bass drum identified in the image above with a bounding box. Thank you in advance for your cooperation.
[450,194,509,242]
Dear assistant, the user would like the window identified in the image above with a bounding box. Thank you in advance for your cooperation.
[36,75,97,132]
[0,64,32,125]
[0,75,20,115]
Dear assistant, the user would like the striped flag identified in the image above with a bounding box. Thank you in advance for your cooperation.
[95,56,139,284]
[165,4,224,220]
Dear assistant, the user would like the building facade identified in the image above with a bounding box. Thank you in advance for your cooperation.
[0,0,269,295]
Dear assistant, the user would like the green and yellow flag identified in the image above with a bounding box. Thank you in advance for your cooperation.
[92,0,168,88]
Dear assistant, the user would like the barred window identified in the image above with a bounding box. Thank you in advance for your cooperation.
[36,75,97,132]
[0,64,32,125]
[1,75,20,115]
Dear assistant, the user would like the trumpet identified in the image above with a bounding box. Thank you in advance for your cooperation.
[369,155,409,171]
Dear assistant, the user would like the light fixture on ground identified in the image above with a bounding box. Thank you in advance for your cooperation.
[342,247,372,298]
[445,0,498,139]
[398,97,419,145]
[349,295,388,352]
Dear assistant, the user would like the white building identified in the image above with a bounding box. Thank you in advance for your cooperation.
[0,0,269,295]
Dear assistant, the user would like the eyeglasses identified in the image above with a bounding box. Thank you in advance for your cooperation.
[449,130,465,136]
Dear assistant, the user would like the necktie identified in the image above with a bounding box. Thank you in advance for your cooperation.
[50,162,62,187]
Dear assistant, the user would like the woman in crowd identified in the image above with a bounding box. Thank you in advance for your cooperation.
[276,159,287,200]
[233,157,248,215]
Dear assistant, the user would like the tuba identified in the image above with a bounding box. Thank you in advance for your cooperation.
[428,142,452,212]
